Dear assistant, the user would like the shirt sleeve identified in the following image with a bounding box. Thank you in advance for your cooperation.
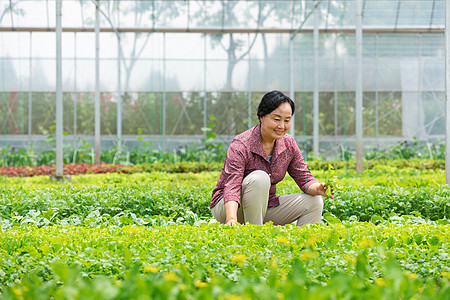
[287,141,319,193]
[222,141,247,206]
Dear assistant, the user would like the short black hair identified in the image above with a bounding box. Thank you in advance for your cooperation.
[257,90,295,120]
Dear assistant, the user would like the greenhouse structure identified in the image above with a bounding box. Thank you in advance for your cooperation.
[0,0,449,179]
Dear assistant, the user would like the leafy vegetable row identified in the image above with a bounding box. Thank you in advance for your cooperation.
[1,223,449,288]
[1,182,448,225]
[2,256,449,300]
[1,167,445,187]
[0,158,445,177]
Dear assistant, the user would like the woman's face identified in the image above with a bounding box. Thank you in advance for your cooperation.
[260,102,292,142]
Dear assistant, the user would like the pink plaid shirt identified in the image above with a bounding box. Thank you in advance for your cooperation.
[210,123,319,209]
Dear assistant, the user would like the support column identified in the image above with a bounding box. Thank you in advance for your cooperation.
[28,32,32,139]
[204,35,208,135]
[289,37,295,136]
[375,34,379,146]
[334,34,338,141]
[74,32,77,138]
[162,33,166,151]
[355,0,363,173]
[248,33,252,129]
[117,34,122,150]
[446,0,450,184]
[95,1,101,164]
[55,0,63,177]
[313,0,319,157]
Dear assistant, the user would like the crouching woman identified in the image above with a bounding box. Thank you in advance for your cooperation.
[209,90,333,226]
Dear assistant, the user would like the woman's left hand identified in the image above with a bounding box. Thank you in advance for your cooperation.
[321,182,334,198]
[309,182,334,199]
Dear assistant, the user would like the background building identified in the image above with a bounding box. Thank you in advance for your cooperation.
[0,0,446,161]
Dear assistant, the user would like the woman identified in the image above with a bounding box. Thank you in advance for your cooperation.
[210,90,333,226]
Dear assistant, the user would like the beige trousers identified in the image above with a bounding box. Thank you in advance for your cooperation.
[210,170,323,226]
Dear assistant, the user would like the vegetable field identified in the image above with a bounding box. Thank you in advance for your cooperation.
[0,162,449,299]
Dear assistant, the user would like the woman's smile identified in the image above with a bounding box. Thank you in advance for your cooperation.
[275,129,284,135]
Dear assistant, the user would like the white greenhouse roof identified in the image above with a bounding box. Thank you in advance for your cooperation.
[0,0,445,32]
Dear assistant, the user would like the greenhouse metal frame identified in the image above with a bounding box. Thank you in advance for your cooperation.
[0,0,449,180]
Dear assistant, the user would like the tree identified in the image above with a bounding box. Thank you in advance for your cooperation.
[191,1,294,135]
[0,0,24,26]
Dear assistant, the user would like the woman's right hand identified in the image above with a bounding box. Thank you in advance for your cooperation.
[224,201,239,226]
[226,218,238,226]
